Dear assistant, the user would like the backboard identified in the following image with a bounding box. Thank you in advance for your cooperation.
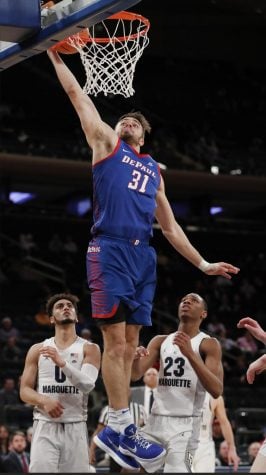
[0,0,141,71]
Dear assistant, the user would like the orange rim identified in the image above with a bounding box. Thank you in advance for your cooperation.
[91,11,150,43]
[53,10,150,49]
[51,29,91,52]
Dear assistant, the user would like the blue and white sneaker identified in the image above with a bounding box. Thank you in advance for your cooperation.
[93,426,140,471]
[119,424,166,464]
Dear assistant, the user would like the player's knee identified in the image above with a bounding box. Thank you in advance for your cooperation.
[105,339,127,359]
[125,339,138,359]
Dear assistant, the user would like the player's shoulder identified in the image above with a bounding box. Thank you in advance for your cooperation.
[200,334,221,351]
[83,340,101,354]
[30,341,45,351]
[25,341,44,360]
[149,334,168,348]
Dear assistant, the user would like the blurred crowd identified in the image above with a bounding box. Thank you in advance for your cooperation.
[0,221,266,470]
[1,60,266,175]
[1,56,266,471]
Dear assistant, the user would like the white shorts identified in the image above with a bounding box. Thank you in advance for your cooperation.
[192,440,215,472]
[138,414,200,473]
[30,420,90,473]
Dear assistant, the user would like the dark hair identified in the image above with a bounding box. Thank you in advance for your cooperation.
[118,111,151,136]
[46,293,79,317]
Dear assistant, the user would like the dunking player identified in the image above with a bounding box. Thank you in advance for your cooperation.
[47,49,239,470]
[131,293,223,472]
[237,316,266,473]
[20,293,101,473]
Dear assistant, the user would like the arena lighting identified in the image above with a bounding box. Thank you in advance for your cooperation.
[210,166,219,175]
[230,169,242,175]
[210,206,223,215]
[9,192,36,204]
[66,197,92,216]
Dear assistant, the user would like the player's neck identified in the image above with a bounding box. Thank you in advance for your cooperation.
[124,139,140,154]
[178,322,200,338]
[54,328,78,349]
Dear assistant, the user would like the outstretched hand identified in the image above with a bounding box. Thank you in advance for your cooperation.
[203,262,240,280]
[246,354,266,384]
[237,317,266,343]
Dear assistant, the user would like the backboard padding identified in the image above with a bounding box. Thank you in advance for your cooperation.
[0,0,141,70]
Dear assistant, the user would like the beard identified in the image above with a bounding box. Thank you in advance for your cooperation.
[53,316,76,326]
[120,130,135,144]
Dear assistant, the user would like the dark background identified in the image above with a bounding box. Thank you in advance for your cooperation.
[0,1,266,458]
[1,0,266,231]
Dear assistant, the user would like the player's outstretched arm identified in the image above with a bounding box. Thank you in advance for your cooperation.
[246,354,266,384]
[155,177,240,279]
[237,317,266,343]
[47,50,117,158]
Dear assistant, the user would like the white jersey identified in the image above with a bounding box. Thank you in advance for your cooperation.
[198,392,214,442]
[152,331,210,417]
[34,336,89,422]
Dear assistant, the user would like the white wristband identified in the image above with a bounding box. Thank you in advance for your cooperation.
[198,259,210,272]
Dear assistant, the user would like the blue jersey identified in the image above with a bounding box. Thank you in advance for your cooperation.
[91,139,161,241]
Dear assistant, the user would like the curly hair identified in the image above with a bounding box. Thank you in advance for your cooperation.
[46,293,79,317]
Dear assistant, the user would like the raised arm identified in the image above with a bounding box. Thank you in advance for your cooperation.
[131,335,165,381]
[39,342,101,394]
[155,177,240,279]
[246,354,266,384]
[213,396,240,471]
[47,49,117,162]
[20,343,64,418]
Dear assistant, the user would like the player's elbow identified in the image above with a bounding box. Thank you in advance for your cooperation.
[160,226,175,240]
[19,388,25,402]
[131,368,143,382]
[209,382,223,399]
[78,381,95,394]
[19,386,29,404]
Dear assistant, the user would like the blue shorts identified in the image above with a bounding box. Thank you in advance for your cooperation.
[86,235,157,326]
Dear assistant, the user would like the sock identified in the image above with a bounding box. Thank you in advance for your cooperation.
[115,408,134,434]
[108,407,120,433]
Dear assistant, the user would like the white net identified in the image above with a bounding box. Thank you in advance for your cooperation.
[67,12,150,98]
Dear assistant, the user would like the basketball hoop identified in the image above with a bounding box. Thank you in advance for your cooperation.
[52,11,150,97]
